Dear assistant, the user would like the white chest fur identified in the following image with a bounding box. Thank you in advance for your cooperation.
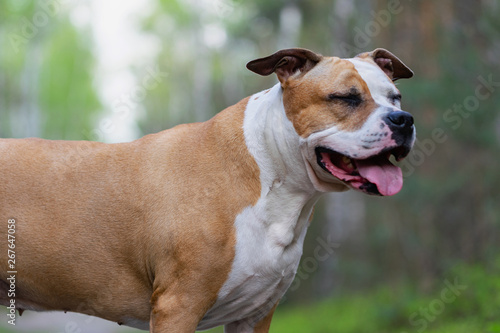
[198,86,318,330]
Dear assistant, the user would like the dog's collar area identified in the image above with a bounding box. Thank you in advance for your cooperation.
[315,146,407,196]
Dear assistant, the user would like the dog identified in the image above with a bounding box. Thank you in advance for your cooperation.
[0,47,414,332]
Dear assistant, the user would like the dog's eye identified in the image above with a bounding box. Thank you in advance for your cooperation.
[389,93,402,104]
[327,93,362,107]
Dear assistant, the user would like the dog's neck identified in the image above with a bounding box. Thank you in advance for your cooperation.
[240,83,321,248]
[243,83,315,196]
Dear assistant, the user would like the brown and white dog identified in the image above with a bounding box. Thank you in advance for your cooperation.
[0,48,414,332]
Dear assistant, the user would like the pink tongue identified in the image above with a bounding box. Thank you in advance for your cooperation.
[356,155,403,196]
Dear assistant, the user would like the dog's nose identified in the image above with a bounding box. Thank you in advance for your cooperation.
[384,111,414,132]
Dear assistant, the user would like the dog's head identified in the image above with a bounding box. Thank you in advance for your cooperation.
[247,48,414,196]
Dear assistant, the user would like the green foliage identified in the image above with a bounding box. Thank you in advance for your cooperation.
[0,2,100,139]
[199,260,500,332]
[266,261,500,333]
[38,19,100,140]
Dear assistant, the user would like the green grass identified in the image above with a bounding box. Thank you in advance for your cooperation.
[202,260,500,333]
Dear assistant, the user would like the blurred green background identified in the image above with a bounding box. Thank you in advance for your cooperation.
[1,0,500,332]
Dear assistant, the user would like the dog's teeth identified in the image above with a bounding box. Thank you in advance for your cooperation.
[342,156,355,170]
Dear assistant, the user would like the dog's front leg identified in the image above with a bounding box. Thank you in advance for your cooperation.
[149,289,211,333]
[224,301,279,333]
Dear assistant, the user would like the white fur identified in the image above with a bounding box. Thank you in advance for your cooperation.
[198,84,320,330]
[347,58,401,109]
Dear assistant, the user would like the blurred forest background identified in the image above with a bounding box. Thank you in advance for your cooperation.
[1,0,500,332]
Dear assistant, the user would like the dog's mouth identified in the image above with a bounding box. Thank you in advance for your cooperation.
[315,146,409,196]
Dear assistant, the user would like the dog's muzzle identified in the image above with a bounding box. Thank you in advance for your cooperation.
[313,110,415,197]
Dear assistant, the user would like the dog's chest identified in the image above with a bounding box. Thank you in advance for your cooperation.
[198,193,312,330]
[196,88,317,329]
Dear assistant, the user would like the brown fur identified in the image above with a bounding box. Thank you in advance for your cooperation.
[282,57,376,137]
[253,302,279,332]
[0,97,261,331]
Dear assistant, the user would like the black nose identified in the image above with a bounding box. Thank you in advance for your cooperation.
[384,111,414,131]
[383,111,414,147]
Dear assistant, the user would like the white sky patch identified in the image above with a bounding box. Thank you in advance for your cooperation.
[73,0,161,143]
[68,0,236,143]
[203,23,228,49]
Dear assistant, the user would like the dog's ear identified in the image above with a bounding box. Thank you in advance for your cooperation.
[358,48,413,81]
[247,48,322,84]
